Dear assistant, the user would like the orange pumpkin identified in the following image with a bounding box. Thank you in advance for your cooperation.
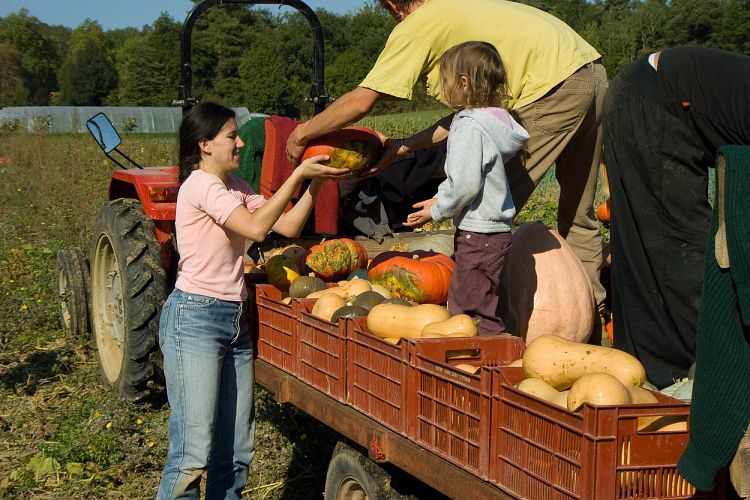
[305,238,368,282]
[301,127,383,172]
[499,223,595,344]
[367,251,454,304]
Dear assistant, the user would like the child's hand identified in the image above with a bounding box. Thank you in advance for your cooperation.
[404,199,436,228]
[296,154,352,180]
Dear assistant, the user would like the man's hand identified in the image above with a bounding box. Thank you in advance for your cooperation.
[404,198,437,228]
[286,125,307,168]
[358,136,402,178]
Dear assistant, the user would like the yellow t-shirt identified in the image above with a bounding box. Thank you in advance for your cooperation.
[359,0,601,110]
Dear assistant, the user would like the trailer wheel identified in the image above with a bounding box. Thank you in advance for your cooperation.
[56,247,90,335]
[90,199,166,403]
[325,442,394,500]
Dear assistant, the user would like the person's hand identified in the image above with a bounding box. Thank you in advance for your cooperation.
[286,125,307,168]
[357,136,402,178]
[296,154,352,180]
[403,199,436,228]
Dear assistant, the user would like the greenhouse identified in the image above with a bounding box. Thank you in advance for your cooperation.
[0,106,259,133]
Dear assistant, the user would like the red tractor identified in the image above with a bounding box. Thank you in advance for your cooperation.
[56,0,330,403]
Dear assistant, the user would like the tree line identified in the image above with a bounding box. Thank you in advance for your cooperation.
[0,0,748,118]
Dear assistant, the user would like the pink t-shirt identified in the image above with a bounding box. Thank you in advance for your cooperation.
[174,170,266,301]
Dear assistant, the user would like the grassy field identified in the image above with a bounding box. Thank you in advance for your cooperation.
[0,117,604,498]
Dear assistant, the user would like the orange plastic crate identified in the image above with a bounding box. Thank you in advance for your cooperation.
[296,299,348,402]
[490,367,723,499]
[346,317,411,434]
[255,284,296,375]
[407,335,525,479]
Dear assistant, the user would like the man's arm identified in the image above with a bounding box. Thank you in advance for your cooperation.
[286,87,382,166]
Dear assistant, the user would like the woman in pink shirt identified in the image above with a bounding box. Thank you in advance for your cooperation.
[157,102,345,499]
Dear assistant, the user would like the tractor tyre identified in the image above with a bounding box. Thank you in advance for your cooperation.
[90,199,166,403]
[56,246,90,335]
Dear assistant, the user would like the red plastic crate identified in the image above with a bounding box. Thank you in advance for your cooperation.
[296,299,348,402]
[408,335,525,479]
[346,317,411,434]
[490,367,722,499]
[255,284,296,375]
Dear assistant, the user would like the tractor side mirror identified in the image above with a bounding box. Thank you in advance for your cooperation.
[86,113,122,154]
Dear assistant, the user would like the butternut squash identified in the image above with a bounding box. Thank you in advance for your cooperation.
[306,279,372,300]
[554,390,570,408]
[366,303,450,339]
[337,278,372,297]
[454,363,480,374]
[306,287,347,299]
[370,283,392,299]
[507,358,523,368]
[567,373,631,411]
[311,294,347,322]
[523,334,646,390]
[516,378,562,405]
[637,415,688,432]
[627,386,659,404]
[420,314,478,338]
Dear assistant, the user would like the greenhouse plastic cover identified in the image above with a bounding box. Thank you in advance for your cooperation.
[0,106,262,133]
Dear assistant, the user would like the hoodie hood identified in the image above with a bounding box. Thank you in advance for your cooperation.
[454,107,529,159]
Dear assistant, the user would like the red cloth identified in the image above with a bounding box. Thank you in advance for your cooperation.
[260,115,339,234]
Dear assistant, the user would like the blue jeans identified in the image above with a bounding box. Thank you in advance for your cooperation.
[157,289,255,500]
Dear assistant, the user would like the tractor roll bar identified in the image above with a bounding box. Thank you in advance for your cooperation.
[177,0,329,114]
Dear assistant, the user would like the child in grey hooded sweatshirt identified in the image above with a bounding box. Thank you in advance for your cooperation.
[405,41,529,335]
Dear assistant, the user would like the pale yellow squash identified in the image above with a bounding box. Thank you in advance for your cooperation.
[499,223,595,344]
[367,303,450,339]
[523,334,647,390]
[567,373,632,411]
[420,314,478,338]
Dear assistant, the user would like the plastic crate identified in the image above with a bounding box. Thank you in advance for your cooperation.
[296,299,348,402]
[490,367,720,499]
[408,335,525,479]
[255,284,296,375]
[346,317,411,435]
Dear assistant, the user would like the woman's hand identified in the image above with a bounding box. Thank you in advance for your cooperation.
[404,198,436,228]
[295,154,352,180]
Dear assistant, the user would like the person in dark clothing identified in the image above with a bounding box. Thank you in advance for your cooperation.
[603,46,750,389]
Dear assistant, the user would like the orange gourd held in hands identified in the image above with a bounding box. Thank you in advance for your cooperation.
[301,127,383,172]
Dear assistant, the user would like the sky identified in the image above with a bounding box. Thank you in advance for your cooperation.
[0,0,373,30]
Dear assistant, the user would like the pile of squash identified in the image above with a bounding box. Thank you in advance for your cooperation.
[262,238,478,340]
[512,334,686,431]
[290,273,478,342]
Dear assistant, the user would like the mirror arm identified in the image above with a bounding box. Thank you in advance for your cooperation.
[104,152,129,170]
[114,148,144,169]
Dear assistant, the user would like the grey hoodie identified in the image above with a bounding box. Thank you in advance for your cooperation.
[430,107,529,233]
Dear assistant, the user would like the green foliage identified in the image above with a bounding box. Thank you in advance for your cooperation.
[112,13,181,106]
[1,1,750,110]
[0,9,61,104]
[57,21,117,106]
[0,43,28,105]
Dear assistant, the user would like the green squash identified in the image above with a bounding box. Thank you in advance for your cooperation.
[330,305,369,322]
[289,275,327,298]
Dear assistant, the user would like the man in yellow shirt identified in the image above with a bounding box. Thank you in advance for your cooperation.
[286,0,608,309]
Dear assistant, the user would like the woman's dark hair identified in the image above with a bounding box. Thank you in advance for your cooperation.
[178,101,236,185]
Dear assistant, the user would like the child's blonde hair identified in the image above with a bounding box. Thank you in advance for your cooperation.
[439,41,508,109]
